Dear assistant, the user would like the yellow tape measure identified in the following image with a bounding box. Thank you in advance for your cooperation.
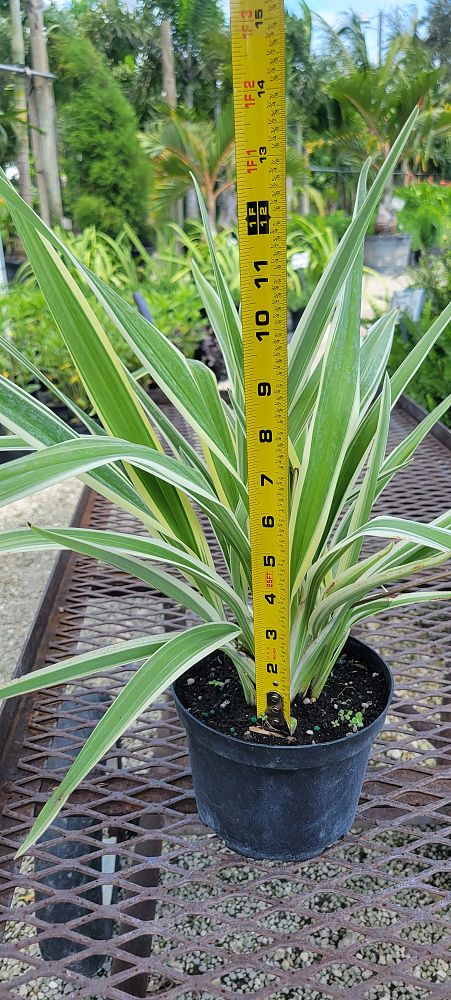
[231,0,290,730]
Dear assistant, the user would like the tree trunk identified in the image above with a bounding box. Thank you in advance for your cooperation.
[206,188,217,234]
[297,124,310,216]
[183,52,199,220]
[27,0,63,224]
[9,0,33,207]
[214,84,221,125]
[184,48,194,109]
[160,20,177,109]
[27,81,50,225]
[300,190,310,217]
[160,19,184,234]
[375,172,396,234]
[186,187,200,220]
[401,158,413,187]
[218,186,237,228]
[375,142,396,233]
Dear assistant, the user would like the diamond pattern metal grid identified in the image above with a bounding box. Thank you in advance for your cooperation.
[0,405,450,999]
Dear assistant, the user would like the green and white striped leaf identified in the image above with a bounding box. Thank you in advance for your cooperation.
[191,176,244,405]
[359,311,397,416]
[0,332,102,437]
[188,359,243,510]
[30,526,221,624]
[0,633,177,700]
[327,299,451,544]
[27,525,254,652]
[288,107,418,406]
[0,375,158,529]
[73,270,245,488]
[7,213,207,559]
[339,374,391,569]
[191,257,243,399]
[310,516,451,635]
[0,439,251,573]
[289,159,368,592]
[17,622,240,856]
[381,392,451,478]
[0,435,32,451]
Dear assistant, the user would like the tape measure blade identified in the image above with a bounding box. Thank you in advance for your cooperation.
[231,0,290,727]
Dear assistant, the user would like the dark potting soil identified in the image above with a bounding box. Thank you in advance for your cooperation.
[176,649,389,746]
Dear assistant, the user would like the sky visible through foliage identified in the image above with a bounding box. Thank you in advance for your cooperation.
[219,3,428,60]
[302,0,426,15]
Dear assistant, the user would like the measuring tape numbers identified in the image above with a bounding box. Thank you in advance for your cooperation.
[231,0,290,730]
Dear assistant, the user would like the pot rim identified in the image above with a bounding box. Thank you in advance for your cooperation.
[173,635,394,758]
[364,233,412,242]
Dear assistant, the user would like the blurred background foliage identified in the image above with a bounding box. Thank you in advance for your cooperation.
[0,0,450,420]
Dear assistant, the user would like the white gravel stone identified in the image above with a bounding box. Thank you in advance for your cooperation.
[364,983,428,1000]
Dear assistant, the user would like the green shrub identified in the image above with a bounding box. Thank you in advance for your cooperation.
[287,215,338,314]
[389,249,451,425]
[51,31,151,235]
[139,280,206,360]
[0,258,206,409]
[0,284,90,409]
[395,181,451,250]
[322,211,351,240]
[73,195,125,236]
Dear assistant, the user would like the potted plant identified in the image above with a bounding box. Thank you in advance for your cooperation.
[394,180,451,262]
[0,108,450,862]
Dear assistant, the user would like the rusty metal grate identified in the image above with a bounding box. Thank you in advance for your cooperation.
[0,404,451,1000]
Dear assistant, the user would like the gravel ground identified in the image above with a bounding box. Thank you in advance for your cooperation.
[0,478,83,684]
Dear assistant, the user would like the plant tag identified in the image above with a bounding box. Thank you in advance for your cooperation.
[291,250,311,270]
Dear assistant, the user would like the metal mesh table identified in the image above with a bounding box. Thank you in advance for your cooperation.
[0,405,451,1000]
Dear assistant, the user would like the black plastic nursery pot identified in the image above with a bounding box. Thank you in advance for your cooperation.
[363,234,412,276]
[173,636,394,862]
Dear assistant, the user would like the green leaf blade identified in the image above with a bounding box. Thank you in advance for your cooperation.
[17,622,240,856]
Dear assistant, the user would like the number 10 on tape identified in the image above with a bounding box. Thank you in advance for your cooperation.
[231,0,290,730]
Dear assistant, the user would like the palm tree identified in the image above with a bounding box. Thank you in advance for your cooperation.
[141,103,323,232]
[330,57,449,230]
[140,104,235,231]
[316,13,451,233]
[285,3,339,215]
[155,0,227,111]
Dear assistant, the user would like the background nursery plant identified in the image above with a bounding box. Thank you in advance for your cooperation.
[0,107,450,857]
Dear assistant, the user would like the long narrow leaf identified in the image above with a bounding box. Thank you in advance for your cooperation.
[0,435,32,451]
[0,439,251,572]
[340,374,391,568]
[326,300,451,544]
[359,311,397,416]
[17,622,241,855]
[288,106,419,405]
[191,176,243,405]
[191,257,242,399]
[29,525,254,651]
[12,219,207,558]
[0,375,158,529]
[381,392,451,478]
[72,270,246,488]
[0,332,102,437]
[31,528,220,624]
[289,161,369,592]
[0,634,178,700]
